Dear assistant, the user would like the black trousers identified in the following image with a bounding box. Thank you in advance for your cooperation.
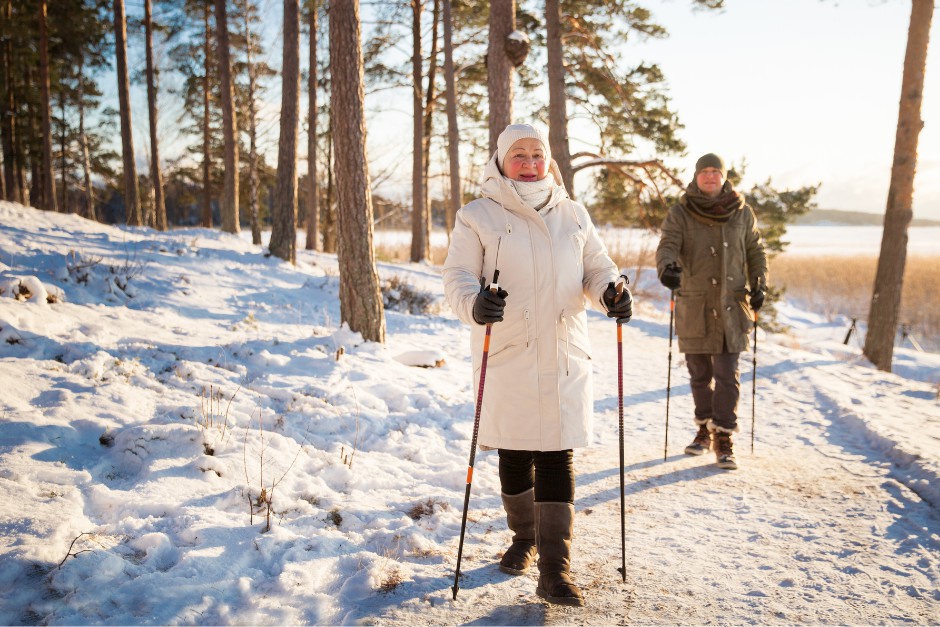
[686,350,741,432]
[498,448,575,504]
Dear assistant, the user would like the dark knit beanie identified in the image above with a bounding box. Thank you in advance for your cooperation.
[695,153,726,177]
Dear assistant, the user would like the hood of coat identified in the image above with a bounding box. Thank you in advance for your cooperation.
[479,151,569,215]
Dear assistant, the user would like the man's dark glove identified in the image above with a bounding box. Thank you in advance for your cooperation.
[660,263,682,290]
[749,286,765,311]
[603,281,633,323]
[472,286,509,325]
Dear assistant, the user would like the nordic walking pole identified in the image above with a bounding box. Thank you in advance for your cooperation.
[452,269,500,600]
[612,277,628,583]
[751,310,758,454]
[664,290,675,461]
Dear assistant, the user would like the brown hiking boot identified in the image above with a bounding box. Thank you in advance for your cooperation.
[683,423,712,456]
[713,432,738,470]
[499,489,537,575]
[535,502,584,607]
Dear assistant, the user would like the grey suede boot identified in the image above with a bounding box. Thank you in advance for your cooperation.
[499,489,537,575]
[534,502,584,607]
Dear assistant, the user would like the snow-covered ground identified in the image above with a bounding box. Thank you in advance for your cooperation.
[1,201,938,625]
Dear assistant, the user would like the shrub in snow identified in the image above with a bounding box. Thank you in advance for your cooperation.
[381,275,437,314]
[0,275,62,303]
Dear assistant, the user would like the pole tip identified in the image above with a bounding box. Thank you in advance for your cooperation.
[451,585,459,600]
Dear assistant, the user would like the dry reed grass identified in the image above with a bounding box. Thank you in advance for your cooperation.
[771,254,940,349]
[372,237,940,350]
[374,241,448,265]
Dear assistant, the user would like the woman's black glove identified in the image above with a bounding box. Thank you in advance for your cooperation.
[749,286,765,311]
[472,286,509,325]
[603,281,633,323]
[660,263,682,290]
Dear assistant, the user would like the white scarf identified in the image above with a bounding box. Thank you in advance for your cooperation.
[508,177,557,211]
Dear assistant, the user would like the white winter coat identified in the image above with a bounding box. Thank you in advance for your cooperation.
[442,154,620,451]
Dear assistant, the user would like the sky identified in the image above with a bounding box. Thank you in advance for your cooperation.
[367,0,940,218]
[106,0,940,220]
[629,0,940,219]
[1,201,939,623]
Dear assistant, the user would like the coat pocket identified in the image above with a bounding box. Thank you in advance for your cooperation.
[675,290,707,339]
[570,231,586,273]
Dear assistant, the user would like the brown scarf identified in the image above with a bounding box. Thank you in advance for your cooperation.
[681,180,745,224]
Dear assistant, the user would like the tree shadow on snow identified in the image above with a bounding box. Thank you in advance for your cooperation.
[577,460,724,509]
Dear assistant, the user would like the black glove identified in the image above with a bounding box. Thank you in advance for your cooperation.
[749,286,765,311]
[603,281,633,323]
[660,263,682,291]
[472,285,509,325]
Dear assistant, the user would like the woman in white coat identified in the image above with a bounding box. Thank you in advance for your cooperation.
[443,124,633,607]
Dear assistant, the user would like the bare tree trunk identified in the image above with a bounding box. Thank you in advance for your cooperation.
[546,0,574,195]
[1,0,18,203]
[58,89,67,212]
[330,0,385,343]
[243,1,261,244]
[487,0,514,155]
[14,67,27,204]
[305,1,319,251]
[215,0,239,233]
[144,0,167,230]
[114,0,140,224]
[269,0,300,263]
[442,0,460,237]
[863,0,933,372]
[77,57,95,221]
[323,115,336,253]
[201,3,213,228]
[409,0,427,262]
[38,0,57,212]
[421,0,439,252]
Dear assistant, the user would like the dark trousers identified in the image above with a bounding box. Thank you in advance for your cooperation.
[686,350,740,432]
[498,449,575,504]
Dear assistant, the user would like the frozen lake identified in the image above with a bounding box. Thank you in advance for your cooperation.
[379,225,940,258]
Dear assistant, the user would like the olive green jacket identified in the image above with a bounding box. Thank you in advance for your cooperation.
[655,200,767,354]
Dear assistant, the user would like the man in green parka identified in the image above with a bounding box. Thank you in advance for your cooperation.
[655,153,768,470]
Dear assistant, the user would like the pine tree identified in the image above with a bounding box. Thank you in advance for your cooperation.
[864,0,933,372]
[269,0,301,263]
[330,0,385,343]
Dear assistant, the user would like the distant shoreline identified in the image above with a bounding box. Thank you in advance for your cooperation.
[794,208,940,227]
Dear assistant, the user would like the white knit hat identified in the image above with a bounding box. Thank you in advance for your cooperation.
[497,123,551,171]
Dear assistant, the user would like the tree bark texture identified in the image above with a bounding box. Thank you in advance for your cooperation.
[145,0,167,230]
[1,0,18,203]
[863,0,933,372]
[420,0,440,251]
[410,0,428,262]
[487,0,514,155]
[244,3,261,245]
[442,0,460,236]
[323,117,336,253]
[215,0,240,233]
[306,2,319,251]
[546,0,574,196]
[114,0,140,225]
[329,0,385,343]
[269,0,300,263]
[38,0,57,212]
[201,4,213,227]
[77,58,95,221]
[58,91,67,212]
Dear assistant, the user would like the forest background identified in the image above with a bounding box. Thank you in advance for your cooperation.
[0,0,935,369]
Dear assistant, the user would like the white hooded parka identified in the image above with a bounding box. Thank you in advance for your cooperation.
[442,154,620,451]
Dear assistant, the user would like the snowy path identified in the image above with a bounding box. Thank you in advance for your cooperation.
[1,203,938,625]
[366,314,940,625]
